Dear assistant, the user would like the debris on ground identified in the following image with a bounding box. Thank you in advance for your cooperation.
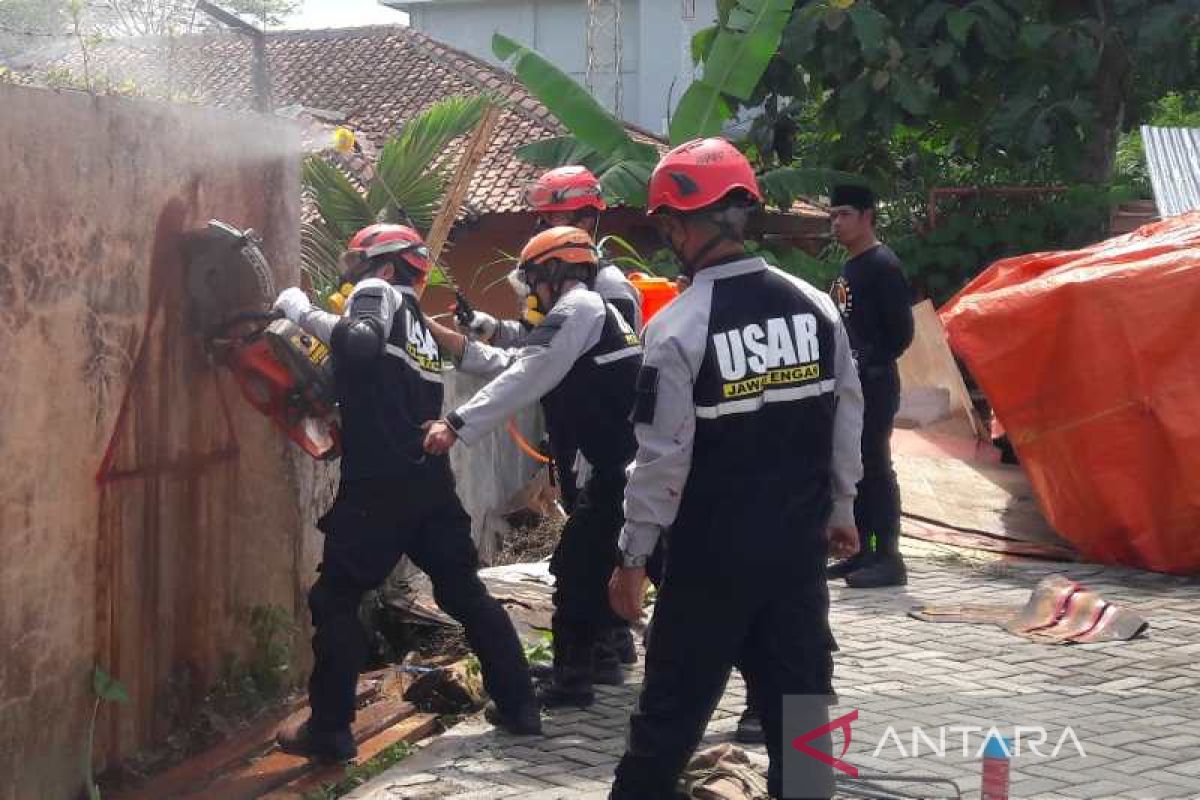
[909,573,1150,644]
[681,744,769,800]
[402,661,485,715]
[382,564,556,649]
[105,670,440,800]
[495,509,564,565]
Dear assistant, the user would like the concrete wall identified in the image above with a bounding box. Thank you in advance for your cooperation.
[403,0,718,134]
[0,83,324,799]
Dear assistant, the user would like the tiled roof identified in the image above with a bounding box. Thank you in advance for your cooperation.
[44,25,652,214]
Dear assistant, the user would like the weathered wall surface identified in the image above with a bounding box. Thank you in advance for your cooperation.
[0,84,324,799]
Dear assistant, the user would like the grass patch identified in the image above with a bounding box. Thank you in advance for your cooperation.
[301,740,414,800]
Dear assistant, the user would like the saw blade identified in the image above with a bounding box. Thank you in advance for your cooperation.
[183,219,277,337]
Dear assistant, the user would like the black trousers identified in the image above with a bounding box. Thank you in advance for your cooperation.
[307,469,534,731]
[612,486,836,799]
[856,365,902,554]
[548,469,626,669]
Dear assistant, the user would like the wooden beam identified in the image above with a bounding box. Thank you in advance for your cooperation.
[110,680,383,800]
[425,103,503,266]
[259,714,440,800]
[183,700,417,800]
[896,300,987,439]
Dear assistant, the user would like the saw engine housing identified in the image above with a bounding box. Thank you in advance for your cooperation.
[184,220,341,460]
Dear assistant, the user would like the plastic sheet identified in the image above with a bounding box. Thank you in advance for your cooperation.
[940,212,1200,574]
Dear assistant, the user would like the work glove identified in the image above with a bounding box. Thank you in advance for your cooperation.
[272,287,312,323]
[463,310,498,342]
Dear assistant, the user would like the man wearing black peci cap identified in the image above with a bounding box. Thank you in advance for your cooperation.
[827,185,915,589]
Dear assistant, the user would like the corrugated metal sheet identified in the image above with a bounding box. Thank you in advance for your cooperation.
[1143,125,1200,217]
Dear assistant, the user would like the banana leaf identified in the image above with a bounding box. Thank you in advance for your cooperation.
[670,0,794,145]
[493,32,644,161]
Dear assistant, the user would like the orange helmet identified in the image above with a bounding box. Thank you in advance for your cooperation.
[524,166,607,213]
[647,137,762,215]
[516,226,599,289]
[339,224,431,283]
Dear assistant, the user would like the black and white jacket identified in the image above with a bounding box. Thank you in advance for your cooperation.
[448,285,643,472]
[619,257,864,563]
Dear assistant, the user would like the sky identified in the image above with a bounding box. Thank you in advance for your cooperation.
[279,0,410,30]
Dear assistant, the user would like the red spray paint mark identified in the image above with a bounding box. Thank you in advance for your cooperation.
[92,197,243,765]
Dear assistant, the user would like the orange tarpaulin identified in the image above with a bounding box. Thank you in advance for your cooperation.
[940,212,1200,575]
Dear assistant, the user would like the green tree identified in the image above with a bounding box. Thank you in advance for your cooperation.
[763,0,1200,184]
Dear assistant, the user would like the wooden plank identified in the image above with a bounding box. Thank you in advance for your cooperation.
[895,451,1067,549]
[182,699,416,800]
[111,680,382,800]
[260,714,440,800]
[896,300,986,438]
[426,103,502,263]
[892,429,1000,464]
[110,702,305,800]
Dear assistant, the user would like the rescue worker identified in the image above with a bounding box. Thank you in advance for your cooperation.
[466,166,644,671]
[607,139,864,799]
[270,224,541,762]
[422,226,643,708]
[467,165,643,346]
[826,184,915,589]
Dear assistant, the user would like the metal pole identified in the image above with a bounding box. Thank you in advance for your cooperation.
[195,0,272,113]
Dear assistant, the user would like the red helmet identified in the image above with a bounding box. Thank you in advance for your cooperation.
[524,166,607,213]
[646,138,762,215]
[340,223,432,282]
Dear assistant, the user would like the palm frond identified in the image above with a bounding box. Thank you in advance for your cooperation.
[368,95,491,223]
[302,157,373,241]
[300,220,347,302]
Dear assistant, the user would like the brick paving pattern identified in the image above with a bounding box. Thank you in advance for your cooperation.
[350,543,1200,800]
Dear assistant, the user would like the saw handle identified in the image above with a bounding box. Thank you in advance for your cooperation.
[206,309,284,344]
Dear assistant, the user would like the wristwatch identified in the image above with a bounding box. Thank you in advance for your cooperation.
[621,551,649,568]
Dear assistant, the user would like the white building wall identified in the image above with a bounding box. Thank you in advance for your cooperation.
[399,0,718,135]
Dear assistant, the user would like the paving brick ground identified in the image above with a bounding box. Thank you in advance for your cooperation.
[349,541,1200,800]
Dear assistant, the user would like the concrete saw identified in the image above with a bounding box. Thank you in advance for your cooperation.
[183,220,340,460]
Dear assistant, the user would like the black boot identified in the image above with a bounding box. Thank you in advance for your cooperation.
[537,624,595,708]
[484,699,543,735]
[591,641,624,686]
[845,550,908,588]
[734,705,765,744]
[537,668,595,707]
[608,626,638,665]
[530,649,622,685]
[826,550,867,580]
[276,719,356,763]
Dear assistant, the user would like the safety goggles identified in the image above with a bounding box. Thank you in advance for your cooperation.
[338,240,431,283]
[523,181,604,211]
